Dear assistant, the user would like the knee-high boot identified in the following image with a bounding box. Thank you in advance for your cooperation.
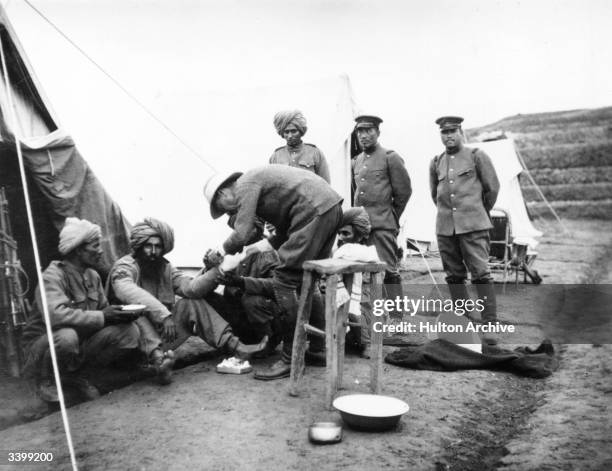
[473,280,497,322]
[383,272,404,320]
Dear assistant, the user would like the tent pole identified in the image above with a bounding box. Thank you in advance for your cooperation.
[0,37,79,471]
[512,141,568,234]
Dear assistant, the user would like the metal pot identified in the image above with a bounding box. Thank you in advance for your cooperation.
[333,394,409,432]
[308,421,343,444]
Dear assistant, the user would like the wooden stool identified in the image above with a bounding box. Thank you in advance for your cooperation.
[288,258,387,410]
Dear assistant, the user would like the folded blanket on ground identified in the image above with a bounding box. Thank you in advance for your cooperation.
[385,339,558,378]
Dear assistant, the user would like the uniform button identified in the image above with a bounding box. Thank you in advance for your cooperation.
[361,178,365,181]
[450,168,453,172]
[451,193,455,197]
[449,180,454,184]
[450,156,455,159]
[452,207,457,211]
[360,191,364,194]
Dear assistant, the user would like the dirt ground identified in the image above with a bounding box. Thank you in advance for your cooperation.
[0,218,611,471]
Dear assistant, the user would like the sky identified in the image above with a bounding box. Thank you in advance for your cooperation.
[2,0,611,264]
[6,0,611,125]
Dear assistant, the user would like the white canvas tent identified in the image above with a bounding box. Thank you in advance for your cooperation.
[92,75,360,267]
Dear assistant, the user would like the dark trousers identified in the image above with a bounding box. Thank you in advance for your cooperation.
[136,298,235,354]
[22,324,140,380]
[208,291,282,344]
[437,230,492,283]
[437,230,496,321]
[274,203,343,363]
[368,228,403,319]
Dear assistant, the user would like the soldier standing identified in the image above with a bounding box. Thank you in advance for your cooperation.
[270,109,330,183]
[352,114,412,320]
[429,116,500,342]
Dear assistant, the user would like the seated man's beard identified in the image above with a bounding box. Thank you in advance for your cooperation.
[136,252,164,277]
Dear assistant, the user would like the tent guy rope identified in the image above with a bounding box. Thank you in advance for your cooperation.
[21,0,218,174]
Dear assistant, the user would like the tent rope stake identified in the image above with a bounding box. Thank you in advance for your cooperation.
[0,34,79,471]
[22,0,217,173]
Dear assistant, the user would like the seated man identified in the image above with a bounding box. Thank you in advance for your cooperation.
[107,217,267,383]
[212,216,282,351]
[21,218,141,402]
[336,207,374,358]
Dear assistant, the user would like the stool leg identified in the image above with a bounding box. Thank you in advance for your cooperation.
[325,274,339,410]
[336,273,354,390]
[289,271,315,397]
[369,272,384,395]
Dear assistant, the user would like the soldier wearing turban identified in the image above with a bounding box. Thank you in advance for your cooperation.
[129,217,175,256]
[107,218,267,383]
[269,109,330,183]
[338,207,372,245]
[21,217,141,403]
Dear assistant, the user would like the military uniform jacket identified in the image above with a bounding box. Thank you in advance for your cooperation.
[223,165,343,255]
[352,144,412,230]
[22,261,107,346]
[429,146,500,236]
[269,142,331,183]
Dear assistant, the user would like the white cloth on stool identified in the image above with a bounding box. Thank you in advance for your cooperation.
[331,243,379,311]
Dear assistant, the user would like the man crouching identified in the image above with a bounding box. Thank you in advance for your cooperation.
[106,217,267,384]
[21,218,141,403]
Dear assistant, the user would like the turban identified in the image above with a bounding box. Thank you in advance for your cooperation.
[341,207,371,240]
[273,110,307,136]
[129,217,175,255]
[58,217,102,255]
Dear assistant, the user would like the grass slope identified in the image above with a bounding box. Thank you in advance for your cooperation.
[467,106,612,219]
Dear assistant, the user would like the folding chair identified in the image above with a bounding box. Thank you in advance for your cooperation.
[489,208,542,286]
[488,209,512,285]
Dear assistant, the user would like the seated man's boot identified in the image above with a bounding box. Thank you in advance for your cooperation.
[34,351,59,403]
[228,335,269,360]
[35,378,59,403]
[253,359,291,381]
[62,376,100,401]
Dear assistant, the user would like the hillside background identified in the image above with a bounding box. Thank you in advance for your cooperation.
[467,107,612,219]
